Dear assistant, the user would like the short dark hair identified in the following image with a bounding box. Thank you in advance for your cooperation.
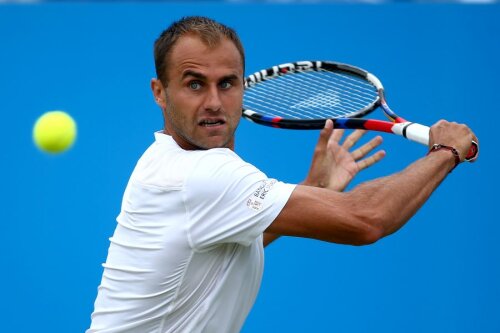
[154,16,245,85]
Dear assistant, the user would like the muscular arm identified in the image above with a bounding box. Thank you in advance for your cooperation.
[266,149,456,245]
[263,125,385,247]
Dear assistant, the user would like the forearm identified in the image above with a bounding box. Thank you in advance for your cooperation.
[351,149,455,237]
[268,120,476,245]
[267,151,455,245]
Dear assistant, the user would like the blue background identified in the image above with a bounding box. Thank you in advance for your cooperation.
[1,3,498,332]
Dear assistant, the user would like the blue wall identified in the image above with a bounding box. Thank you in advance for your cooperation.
[1,3,498,332]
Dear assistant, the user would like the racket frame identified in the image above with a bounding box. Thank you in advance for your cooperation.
[242,60,477,161]
[243,60,386,130]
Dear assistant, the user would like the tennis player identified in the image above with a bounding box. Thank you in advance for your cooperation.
[87,16,478,333]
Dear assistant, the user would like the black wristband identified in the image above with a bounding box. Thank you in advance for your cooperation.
[427,144,461,172]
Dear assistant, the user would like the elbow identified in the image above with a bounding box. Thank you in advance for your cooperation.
[351,211,387,246]
[354,223,384,246]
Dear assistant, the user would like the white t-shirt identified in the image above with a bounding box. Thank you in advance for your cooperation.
[87,132,295,333]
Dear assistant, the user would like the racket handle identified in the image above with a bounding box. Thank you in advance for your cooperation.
[392,122,478,162]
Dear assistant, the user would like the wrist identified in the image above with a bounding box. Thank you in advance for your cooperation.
[427,144,461,172]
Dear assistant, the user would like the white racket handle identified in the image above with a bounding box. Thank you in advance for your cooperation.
[392,122,478,162]
[392,122,429,145]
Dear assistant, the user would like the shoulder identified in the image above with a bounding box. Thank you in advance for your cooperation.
[191,148,250,174]
[132,133,258,190]
[188,148,263,186]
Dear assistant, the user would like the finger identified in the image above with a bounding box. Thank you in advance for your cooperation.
[341,130,367,150]
[324,119,334,130]
[317,120,334,149]
[351,135,383,161]
[357,150,386,171]
[331,128,345,144]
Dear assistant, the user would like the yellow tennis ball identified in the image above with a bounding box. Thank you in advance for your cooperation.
[33,111,77,154]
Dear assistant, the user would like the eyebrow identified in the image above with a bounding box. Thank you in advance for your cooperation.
[182,70,240,83]
[182,70,206,80]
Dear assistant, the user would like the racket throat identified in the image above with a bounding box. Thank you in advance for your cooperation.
[392,122,430,146]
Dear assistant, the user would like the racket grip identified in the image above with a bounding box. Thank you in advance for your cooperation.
[393,122,478,162]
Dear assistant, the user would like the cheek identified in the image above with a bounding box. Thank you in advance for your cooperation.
[168,96,198,121]
[224,91,244,110]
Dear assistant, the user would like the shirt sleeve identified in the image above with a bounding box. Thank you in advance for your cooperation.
[184,148,296,251]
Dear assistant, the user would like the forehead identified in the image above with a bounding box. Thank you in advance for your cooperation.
[167,35,244,78]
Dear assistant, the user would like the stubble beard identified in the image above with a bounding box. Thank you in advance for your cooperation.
[164,103,237,150]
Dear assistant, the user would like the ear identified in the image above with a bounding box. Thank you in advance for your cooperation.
[151,78,167,109]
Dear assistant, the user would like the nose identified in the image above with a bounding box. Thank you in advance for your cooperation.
[204,86,222,112]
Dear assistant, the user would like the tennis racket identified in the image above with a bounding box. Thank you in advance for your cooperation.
[242,60,478,162]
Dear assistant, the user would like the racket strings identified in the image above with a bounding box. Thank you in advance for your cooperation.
[244,69,378,119]
[244,81,317,118]
[277,74,359,116]
[314,71,378,105]
[261,70,374,116]
[245,72,353,118]
[244,79,343,119]
[286,71,373,115]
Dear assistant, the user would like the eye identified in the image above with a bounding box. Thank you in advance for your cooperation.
[220,81,232,90]
[189,81,202,90]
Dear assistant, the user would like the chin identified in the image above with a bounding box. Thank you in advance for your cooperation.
[200,138,233,150]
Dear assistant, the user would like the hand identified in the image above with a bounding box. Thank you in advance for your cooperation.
[303,120,386,192]
[429,120,479,162]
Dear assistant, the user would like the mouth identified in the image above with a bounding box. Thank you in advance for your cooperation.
[199,119,226,127]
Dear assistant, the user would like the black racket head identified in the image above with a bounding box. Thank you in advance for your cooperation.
[242,60,384,129]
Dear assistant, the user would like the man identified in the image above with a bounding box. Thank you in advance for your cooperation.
[87,16,478,333]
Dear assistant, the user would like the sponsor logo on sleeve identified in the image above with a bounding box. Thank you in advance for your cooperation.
[246,179,277,212]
